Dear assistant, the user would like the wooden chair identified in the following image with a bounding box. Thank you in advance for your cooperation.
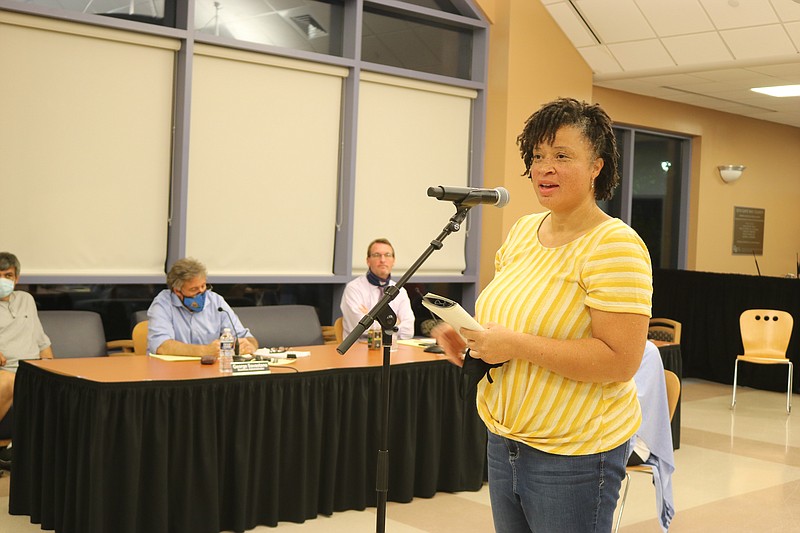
[614,369,680,533]
[334,317,343,343]
[321,317,342,345]
[648,318,681,344]
[132,320,148,355]
[731,309,794,414]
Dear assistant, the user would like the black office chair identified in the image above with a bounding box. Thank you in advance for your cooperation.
[231,305,324,348]
[38,310,126,358]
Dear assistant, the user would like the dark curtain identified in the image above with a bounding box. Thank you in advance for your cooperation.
[652,268,800,392]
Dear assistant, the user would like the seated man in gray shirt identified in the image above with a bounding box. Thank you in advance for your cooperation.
[0,252,53,470]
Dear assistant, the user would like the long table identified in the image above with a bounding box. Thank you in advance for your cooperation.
[9,345,487,533]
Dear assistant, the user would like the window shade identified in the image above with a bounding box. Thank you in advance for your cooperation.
[187,45,347,276]
[353,72,477,276]
[0,12,176,277]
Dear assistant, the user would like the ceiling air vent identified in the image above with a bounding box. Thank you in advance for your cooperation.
[290,14,327,39]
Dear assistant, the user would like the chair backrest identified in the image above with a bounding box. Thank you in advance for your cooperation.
[664,369,680,421]
[739,309,794,359]
[648,318,682,344]
[231,305,324,348]
[132,309,149,328]
[38,310,108,358]
[334,317,343,343]
[132,320,148,355]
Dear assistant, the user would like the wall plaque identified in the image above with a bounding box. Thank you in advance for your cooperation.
[732,206,764,255]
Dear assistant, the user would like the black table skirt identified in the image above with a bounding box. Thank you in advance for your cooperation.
[653,268,800,393]
[10,361,487,533]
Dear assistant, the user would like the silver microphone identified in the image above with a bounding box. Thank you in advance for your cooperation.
[426,186,510,208]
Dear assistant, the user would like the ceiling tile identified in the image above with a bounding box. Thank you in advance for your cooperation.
[574,0,656,43]
[690,68,770,82]
[577,45,623,74]
[699,0,779,29]
[662,32,734,65]
[635,0,715,36]
[748,62,800,82]
[769,0,800,21]
[544,2,599,47]
[786,21,800,48]
[607,39,676,70]
[640,73,725,87]
[541,0,800,127]
[721,25,799,59]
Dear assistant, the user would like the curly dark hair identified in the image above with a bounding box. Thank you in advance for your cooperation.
[516,97,619,201]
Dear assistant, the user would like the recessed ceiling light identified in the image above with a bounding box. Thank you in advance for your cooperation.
[751,85,800,97]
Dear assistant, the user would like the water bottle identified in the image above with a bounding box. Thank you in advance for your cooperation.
[219,327,235,374]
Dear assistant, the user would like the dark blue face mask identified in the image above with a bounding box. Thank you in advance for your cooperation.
[366,270,391,287]
[181,290,207,312]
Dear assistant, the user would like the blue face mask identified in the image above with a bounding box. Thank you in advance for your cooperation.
[181,290,207,312]
[0,278,13,299]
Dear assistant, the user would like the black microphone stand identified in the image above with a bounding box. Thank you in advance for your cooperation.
[337,203,473,533]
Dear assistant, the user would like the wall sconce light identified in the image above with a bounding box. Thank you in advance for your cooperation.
[718,165,745,183]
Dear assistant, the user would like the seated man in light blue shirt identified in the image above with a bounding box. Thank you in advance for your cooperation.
[147,257,258,356]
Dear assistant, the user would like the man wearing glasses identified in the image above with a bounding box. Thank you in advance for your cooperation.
[340,238,415,341]
[147,257,258,356]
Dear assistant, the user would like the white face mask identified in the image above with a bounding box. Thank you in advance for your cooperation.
[0,278,13,298]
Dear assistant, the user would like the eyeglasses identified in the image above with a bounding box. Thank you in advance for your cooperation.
[369,253,394,259]
[268,346,290,353]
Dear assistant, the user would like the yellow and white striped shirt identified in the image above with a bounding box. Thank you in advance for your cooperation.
[475,212,653,455]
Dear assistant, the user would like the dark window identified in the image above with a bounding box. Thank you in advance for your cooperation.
[362,7,472,79]
[601,128,688,269]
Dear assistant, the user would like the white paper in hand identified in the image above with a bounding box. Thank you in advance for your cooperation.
[421,293,483,339]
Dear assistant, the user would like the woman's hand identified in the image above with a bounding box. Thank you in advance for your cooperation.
[460,323,514,365]
[431,323,467,367]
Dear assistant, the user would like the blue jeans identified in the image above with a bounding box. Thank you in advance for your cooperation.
[487,431,628,533]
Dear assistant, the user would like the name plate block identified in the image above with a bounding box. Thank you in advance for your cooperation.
[231,361,271,375]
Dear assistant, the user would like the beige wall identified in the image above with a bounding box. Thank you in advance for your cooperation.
[478,0,800,289]
[478,0,594,289]
[596,89,800,278]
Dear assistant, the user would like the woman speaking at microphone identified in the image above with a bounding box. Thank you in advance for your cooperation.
[433,98,652,533]
[146,257,258,356]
